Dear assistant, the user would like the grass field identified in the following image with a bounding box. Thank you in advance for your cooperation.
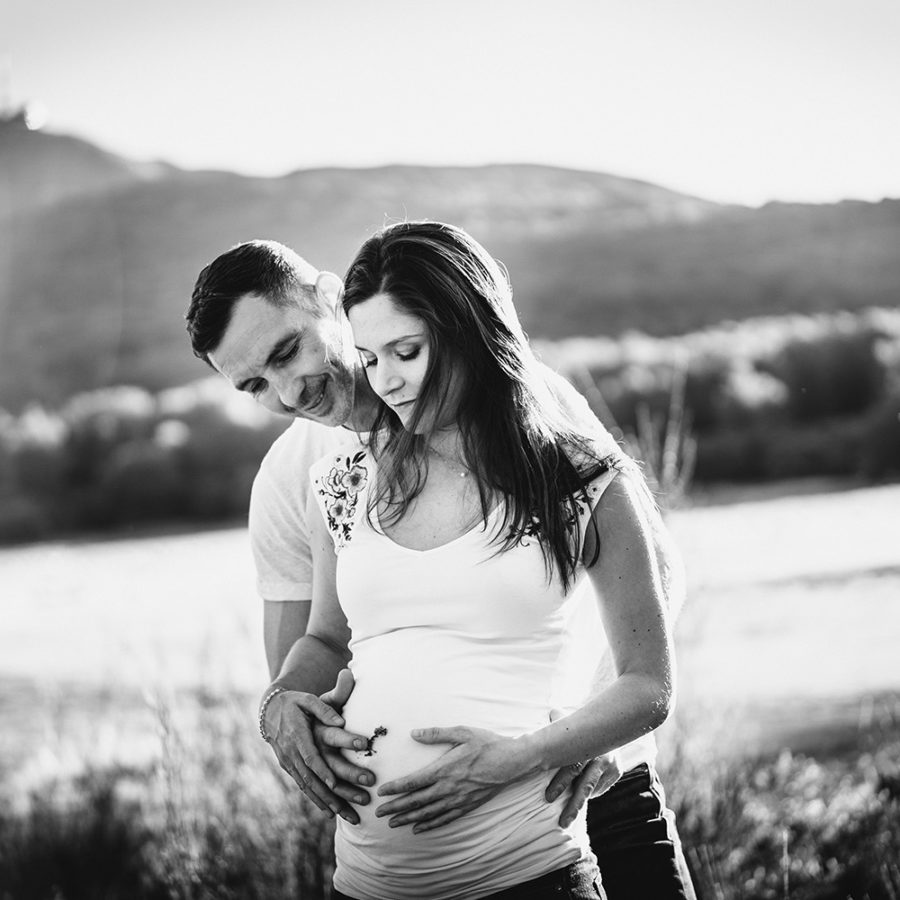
[1,480,899,898]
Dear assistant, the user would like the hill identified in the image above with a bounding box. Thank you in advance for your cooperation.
[1,119,898,411]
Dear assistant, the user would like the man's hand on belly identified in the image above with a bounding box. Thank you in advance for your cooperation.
[264,670,376,823]
[373,725,535,833]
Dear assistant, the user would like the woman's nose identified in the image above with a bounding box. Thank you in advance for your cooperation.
[373,363,402,399]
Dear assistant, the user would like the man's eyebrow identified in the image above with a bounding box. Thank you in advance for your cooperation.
[236,330,303,392]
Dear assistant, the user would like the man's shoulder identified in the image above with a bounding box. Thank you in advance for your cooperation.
[259,419,356,479]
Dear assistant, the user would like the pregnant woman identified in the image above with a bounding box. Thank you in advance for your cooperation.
[291,222,673,899]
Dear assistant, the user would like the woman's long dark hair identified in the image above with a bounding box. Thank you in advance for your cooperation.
[342,221,620,591]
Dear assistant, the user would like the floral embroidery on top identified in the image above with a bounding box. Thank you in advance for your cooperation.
[315,450,369,549]
[508,488,590,547]
[507,468,611,550]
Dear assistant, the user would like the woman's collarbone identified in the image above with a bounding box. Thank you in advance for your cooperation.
[381,479,487,551]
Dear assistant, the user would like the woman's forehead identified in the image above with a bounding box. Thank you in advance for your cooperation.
[348,293,425,344]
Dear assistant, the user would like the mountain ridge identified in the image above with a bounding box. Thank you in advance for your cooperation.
[1,123,898,412]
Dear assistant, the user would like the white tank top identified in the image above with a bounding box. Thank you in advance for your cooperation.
[311,446,618,900]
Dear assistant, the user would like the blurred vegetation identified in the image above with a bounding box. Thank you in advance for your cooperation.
[545,306,900,489]
[1,692,898,899]
[661,703,900,900]
[0,380,287,544]
[1,307,899,544]
[0,693,335,900]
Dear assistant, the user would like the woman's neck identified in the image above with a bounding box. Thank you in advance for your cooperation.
[426,427,466,464]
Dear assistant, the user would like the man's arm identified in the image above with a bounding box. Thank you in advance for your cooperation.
[249,429,374,819]
[259,489,375,822]
[264,599,310,680]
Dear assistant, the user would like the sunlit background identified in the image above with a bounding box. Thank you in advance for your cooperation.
[1,2,899,897]
[4,0,900,204]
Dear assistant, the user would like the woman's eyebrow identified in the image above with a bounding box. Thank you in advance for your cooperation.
[355,333,424,352]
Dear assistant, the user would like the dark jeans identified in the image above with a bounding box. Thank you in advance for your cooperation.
[332,856,604,900]
[587,763,697,900]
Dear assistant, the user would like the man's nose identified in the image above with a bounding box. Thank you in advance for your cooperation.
[270,371,298,408]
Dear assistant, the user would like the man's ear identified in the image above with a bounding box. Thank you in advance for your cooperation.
[315,271,344,313]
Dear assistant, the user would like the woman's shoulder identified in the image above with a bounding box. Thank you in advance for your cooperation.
[561,432,626,483]
[309,443,373,550]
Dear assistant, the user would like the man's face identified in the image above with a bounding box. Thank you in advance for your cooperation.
[208,289,357,426]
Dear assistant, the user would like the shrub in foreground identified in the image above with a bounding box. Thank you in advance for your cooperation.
[2,694,899,900]
[661,731,900,899]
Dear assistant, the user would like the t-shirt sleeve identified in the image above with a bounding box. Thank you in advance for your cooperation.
[575,465,619,554]
[571,434,637,560]
[248,420,349,603]
[248,452,314,602]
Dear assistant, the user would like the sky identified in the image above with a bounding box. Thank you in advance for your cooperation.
[3,0,899,207]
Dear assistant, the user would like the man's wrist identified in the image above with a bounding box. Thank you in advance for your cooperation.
[258,685,288,742]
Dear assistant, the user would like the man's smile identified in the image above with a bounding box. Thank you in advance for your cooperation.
[296,376,329,415]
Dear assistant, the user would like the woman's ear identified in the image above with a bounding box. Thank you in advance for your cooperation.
[315,271,344,313]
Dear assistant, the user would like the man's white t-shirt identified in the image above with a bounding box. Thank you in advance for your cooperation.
[249,418,357,602]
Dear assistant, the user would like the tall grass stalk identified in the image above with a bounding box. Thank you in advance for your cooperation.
[2,690,899,899]
[573,362,697,508]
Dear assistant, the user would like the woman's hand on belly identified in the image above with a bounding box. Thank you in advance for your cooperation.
[374,725,539,833]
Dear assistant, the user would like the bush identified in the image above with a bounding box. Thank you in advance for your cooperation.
[562,307,900,485]
[762,325,888,422]
[2,307,900,544]
[860,393,900,480]
[662,737,900,900]
[97,440,188,524]
[0,694,336,900]
[0,768,166,900]
[0,380,288,542]
[0,493,54,543]
[2,694,899,900]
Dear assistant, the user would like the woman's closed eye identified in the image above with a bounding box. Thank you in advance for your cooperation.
[358,346,420,368]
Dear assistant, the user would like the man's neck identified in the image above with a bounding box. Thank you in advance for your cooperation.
[345,375,381,433]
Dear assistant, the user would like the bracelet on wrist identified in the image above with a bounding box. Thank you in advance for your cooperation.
[258,686,287,742]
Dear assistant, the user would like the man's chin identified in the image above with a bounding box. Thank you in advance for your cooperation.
[295,394,352,428]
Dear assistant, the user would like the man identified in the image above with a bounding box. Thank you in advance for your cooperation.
[186,239,696,899]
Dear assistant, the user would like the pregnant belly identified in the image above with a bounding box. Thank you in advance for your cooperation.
[332,637,585,896]
[340,660,460,828]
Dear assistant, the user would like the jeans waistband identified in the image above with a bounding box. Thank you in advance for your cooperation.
[481,858,595,899]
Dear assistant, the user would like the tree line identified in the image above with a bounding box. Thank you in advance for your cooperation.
[1,307,898,543]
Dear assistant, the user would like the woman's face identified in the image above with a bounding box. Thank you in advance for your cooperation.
[348,292,461,433]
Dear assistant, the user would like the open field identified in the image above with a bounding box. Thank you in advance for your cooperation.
[2,480,898,765]
[1,480,899,898]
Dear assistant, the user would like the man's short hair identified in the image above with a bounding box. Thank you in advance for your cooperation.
[186,240,320,366]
